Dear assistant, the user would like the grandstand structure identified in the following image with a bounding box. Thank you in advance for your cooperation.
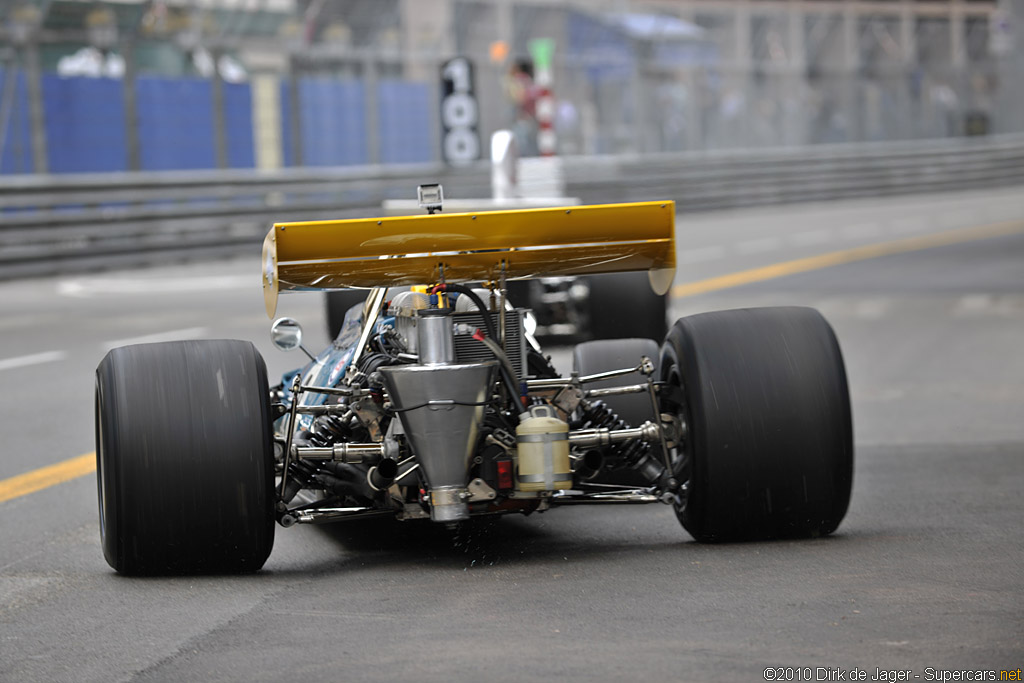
[0,0,1018,173]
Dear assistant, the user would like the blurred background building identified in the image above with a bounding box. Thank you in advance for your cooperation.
[0,0,1021,174]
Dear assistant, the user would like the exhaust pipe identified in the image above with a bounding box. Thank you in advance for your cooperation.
[380,308,497,523]
[367,458,399,492]
[571,450,604,481]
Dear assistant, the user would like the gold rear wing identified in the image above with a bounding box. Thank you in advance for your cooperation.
[263,201,676,317]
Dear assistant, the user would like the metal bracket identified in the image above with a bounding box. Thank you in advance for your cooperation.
[350,396,385,442]
[551,385,583,419]
[467,478,498,502]
[487,428,516,452]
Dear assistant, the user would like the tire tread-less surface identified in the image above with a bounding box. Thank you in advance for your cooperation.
[586,272,668,342]
[661,307,853,542]
[95,339,275,574]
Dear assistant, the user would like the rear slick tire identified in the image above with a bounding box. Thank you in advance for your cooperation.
[585,271,667,342]
[661,307,853,542]
[95,340,275,574]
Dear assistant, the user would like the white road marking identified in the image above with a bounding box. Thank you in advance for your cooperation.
[840,222,882,240]
[891,216,928,234]
[58,275,253,298]
[951,294,1024,318]
[954,294,995,314]
[736,236,782,254]
[101,327,209,352]
[788,229,832,247]
[677,246,726,264]
[854,298,891,319]
[946,209,973,225]
[813,297,892,320]
[0,350,67,372]
[936,212,964,229]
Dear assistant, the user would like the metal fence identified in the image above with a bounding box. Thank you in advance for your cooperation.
[0,0,1019,176]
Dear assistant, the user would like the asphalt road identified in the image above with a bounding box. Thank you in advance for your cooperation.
[1,187,1022,682]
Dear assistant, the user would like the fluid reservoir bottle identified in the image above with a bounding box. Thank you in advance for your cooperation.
[515,405,572,492]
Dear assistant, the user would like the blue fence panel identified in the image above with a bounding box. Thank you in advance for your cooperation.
[223,81,254,169]
[297,77,368,166]
[0,68,34,174]
[136,76,216,171]
[43,75,127,173]
[377,80,432,164]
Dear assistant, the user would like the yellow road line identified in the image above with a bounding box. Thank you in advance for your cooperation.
[672,219,1024,299]
[3,218,1023,506]
[0,452,95,504]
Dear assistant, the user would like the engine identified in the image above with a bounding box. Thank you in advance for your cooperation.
[274,285,678,528]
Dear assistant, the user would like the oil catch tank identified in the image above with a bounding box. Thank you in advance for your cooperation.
[515,405,572,492]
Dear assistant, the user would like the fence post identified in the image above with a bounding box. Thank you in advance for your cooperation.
[122,40,140,171]
[24,42,47,174]
[211,48,228,169]
[287,56,303,167]
[364,54,380,165]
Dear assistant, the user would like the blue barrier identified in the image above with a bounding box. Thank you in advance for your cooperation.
[136,76,216,171]
[378,80,432,164]
[43,75,127,173]
[297,77,368,166]
[3,72,436,173]
[223,81,254,169]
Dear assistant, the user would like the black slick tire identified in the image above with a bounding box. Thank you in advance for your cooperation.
[585,272,667,341]
[95,340,275,574]
[661,307,853,542]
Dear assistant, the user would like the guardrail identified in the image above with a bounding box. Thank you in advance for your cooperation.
[563,134,1024,210]
[3,134,1024,279]
[0,163,491,279]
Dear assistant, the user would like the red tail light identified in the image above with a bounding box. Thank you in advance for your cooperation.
[496,460,514,490]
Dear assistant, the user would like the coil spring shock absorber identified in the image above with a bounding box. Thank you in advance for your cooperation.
[309,414,351,447]
[576,399,675,491]
[576,399,650,466]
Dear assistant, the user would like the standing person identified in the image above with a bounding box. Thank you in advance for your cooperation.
[506,58,539,156]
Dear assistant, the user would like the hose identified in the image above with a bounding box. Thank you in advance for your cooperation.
[429,283,499,341]
[431,282,520,406]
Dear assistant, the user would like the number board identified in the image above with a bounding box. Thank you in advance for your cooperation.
[440,57,481,165]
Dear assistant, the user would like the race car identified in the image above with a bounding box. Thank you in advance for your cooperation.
[94,197,853,574]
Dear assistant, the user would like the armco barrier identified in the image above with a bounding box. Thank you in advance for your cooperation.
[562,135,1024,210]
[2,135,1024,279]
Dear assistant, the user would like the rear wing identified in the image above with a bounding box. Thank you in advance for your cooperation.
[262,201,676,317]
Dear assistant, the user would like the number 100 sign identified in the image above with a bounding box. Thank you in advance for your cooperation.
[440,57,480,165]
